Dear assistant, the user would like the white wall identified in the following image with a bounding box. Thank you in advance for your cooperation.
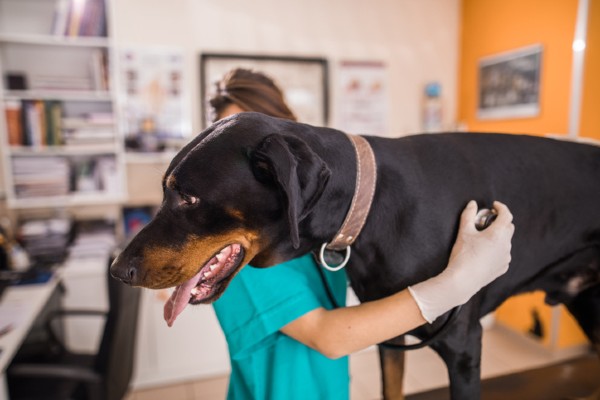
[111,0,463,386]
[111,0,460,137]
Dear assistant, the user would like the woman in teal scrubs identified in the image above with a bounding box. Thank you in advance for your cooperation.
[209,68,514,400]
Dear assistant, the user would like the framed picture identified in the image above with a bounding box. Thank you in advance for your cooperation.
[337,61,388,135]
[200,53,329,128]
[478,44,543,120]
[118,47,191,152]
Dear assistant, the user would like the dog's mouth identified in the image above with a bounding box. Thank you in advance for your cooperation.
[164,243,244,327]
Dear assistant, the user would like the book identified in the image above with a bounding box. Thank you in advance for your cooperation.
[90,49,109,90]
[70,155,118,194]
[22,101,48,147]
[22,101,36,147]
[51,0,71,36]
[35,100,48,147]
[80,0,108,37]
[62,112,115,145]
[18,217,72,263]
[53,0,107,37]
[18,100,64,147]
[45,101,64,146]
[67,0,86,37]
[66,219,116,263]
[12,156,70,198]
[29,75,92,91]
[4,101,23,146]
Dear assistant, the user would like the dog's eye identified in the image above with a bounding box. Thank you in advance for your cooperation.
[180,193,199,206]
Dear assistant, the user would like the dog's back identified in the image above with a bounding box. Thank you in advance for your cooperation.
[347,133,600,308]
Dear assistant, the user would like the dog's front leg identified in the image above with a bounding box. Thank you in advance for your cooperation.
[430,307,483,400]
[378,336,406,400]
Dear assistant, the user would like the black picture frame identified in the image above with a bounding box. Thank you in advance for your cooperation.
[200,53,329,128]
[478,44,543,120]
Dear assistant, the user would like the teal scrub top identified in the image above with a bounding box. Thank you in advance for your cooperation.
[213,253,349,400]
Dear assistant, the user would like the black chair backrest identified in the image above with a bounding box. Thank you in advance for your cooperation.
[95,250,141,400]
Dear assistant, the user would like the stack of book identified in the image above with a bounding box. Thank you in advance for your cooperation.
[62,113,115,145]
[66,219,116,262]
[89,49,110,90]
[26,49,108,92]
[18,217,72,264]
[51,0,108,37]
[4,102,116,147]
[71,155,119,194]
[4,100,64,147]
[28,75,94,91]
[12,156,70,198]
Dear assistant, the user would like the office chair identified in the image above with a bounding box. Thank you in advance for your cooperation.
[7,250,141,400]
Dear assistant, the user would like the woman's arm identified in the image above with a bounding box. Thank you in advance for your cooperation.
[281,200,514,359]
[282,285,425,359]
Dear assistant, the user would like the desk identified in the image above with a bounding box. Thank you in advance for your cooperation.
[0,275,60,400]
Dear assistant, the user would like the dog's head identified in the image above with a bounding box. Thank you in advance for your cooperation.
[110,113,332,325]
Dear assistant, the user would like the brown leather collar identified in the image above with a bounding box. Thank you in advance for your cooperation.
[326,134,377,251]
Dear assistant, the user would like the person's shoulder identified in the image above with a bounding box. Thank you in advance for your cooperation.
[277,253,317,268]
[231,253,318,289]
[214,253,324,328]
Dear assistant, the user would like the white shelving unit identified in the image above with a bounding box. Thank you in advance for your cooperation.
[3,89,112,101]
[0,0,125,210]
[0,0,122,355]
[0,32,111,47]
[0,0,230,388]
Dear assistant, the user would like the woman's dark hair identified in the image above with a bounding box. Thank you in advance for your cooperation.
[209,68,297,122]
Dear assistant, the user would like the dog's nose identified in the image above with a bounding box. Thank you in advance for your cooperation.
[110,254,138,285]
[112,266,136,285]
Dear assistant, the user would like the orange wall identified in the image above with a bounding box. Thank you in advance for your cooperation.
[459,0,594,348]
[458,0,579,135]
[580,0,600,139]
[495,292,588,348]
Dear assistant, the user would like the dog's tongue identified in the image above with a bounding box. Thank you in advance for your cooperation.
[164,270,202,327]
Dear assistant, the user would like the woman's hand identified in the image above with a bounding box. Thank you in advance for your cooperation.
[408,200,515,323]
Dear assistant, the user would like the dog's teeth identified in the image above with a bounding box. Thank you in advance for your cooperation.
[216,253,225,262]
[210,264,218,271]
[191,287,199,295]
[204,271,213,278]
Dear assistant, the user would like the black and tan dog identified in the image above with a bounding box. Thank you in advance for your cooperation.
[111,112,600,399]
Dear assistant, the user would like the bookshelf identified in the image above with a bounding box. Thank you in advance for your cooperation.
[0,0,126,360]
[0,33,111,47]
[0,0,125,210]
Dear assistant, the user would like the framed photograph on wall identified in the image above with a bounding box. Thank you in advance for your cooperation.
[200,53,329,128]
[478,44,543,120]
[118,47,191,152]
[337,61,388,136]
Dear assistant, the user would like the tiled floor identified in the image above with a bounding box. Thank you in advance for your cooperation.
[125,323,591,400]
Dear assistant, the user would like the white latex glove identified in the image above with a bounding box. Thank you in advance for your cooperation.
[408,200,515,323]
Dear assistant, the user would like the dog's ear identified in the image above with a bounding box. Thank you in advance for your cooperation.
[250,134,330,249]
